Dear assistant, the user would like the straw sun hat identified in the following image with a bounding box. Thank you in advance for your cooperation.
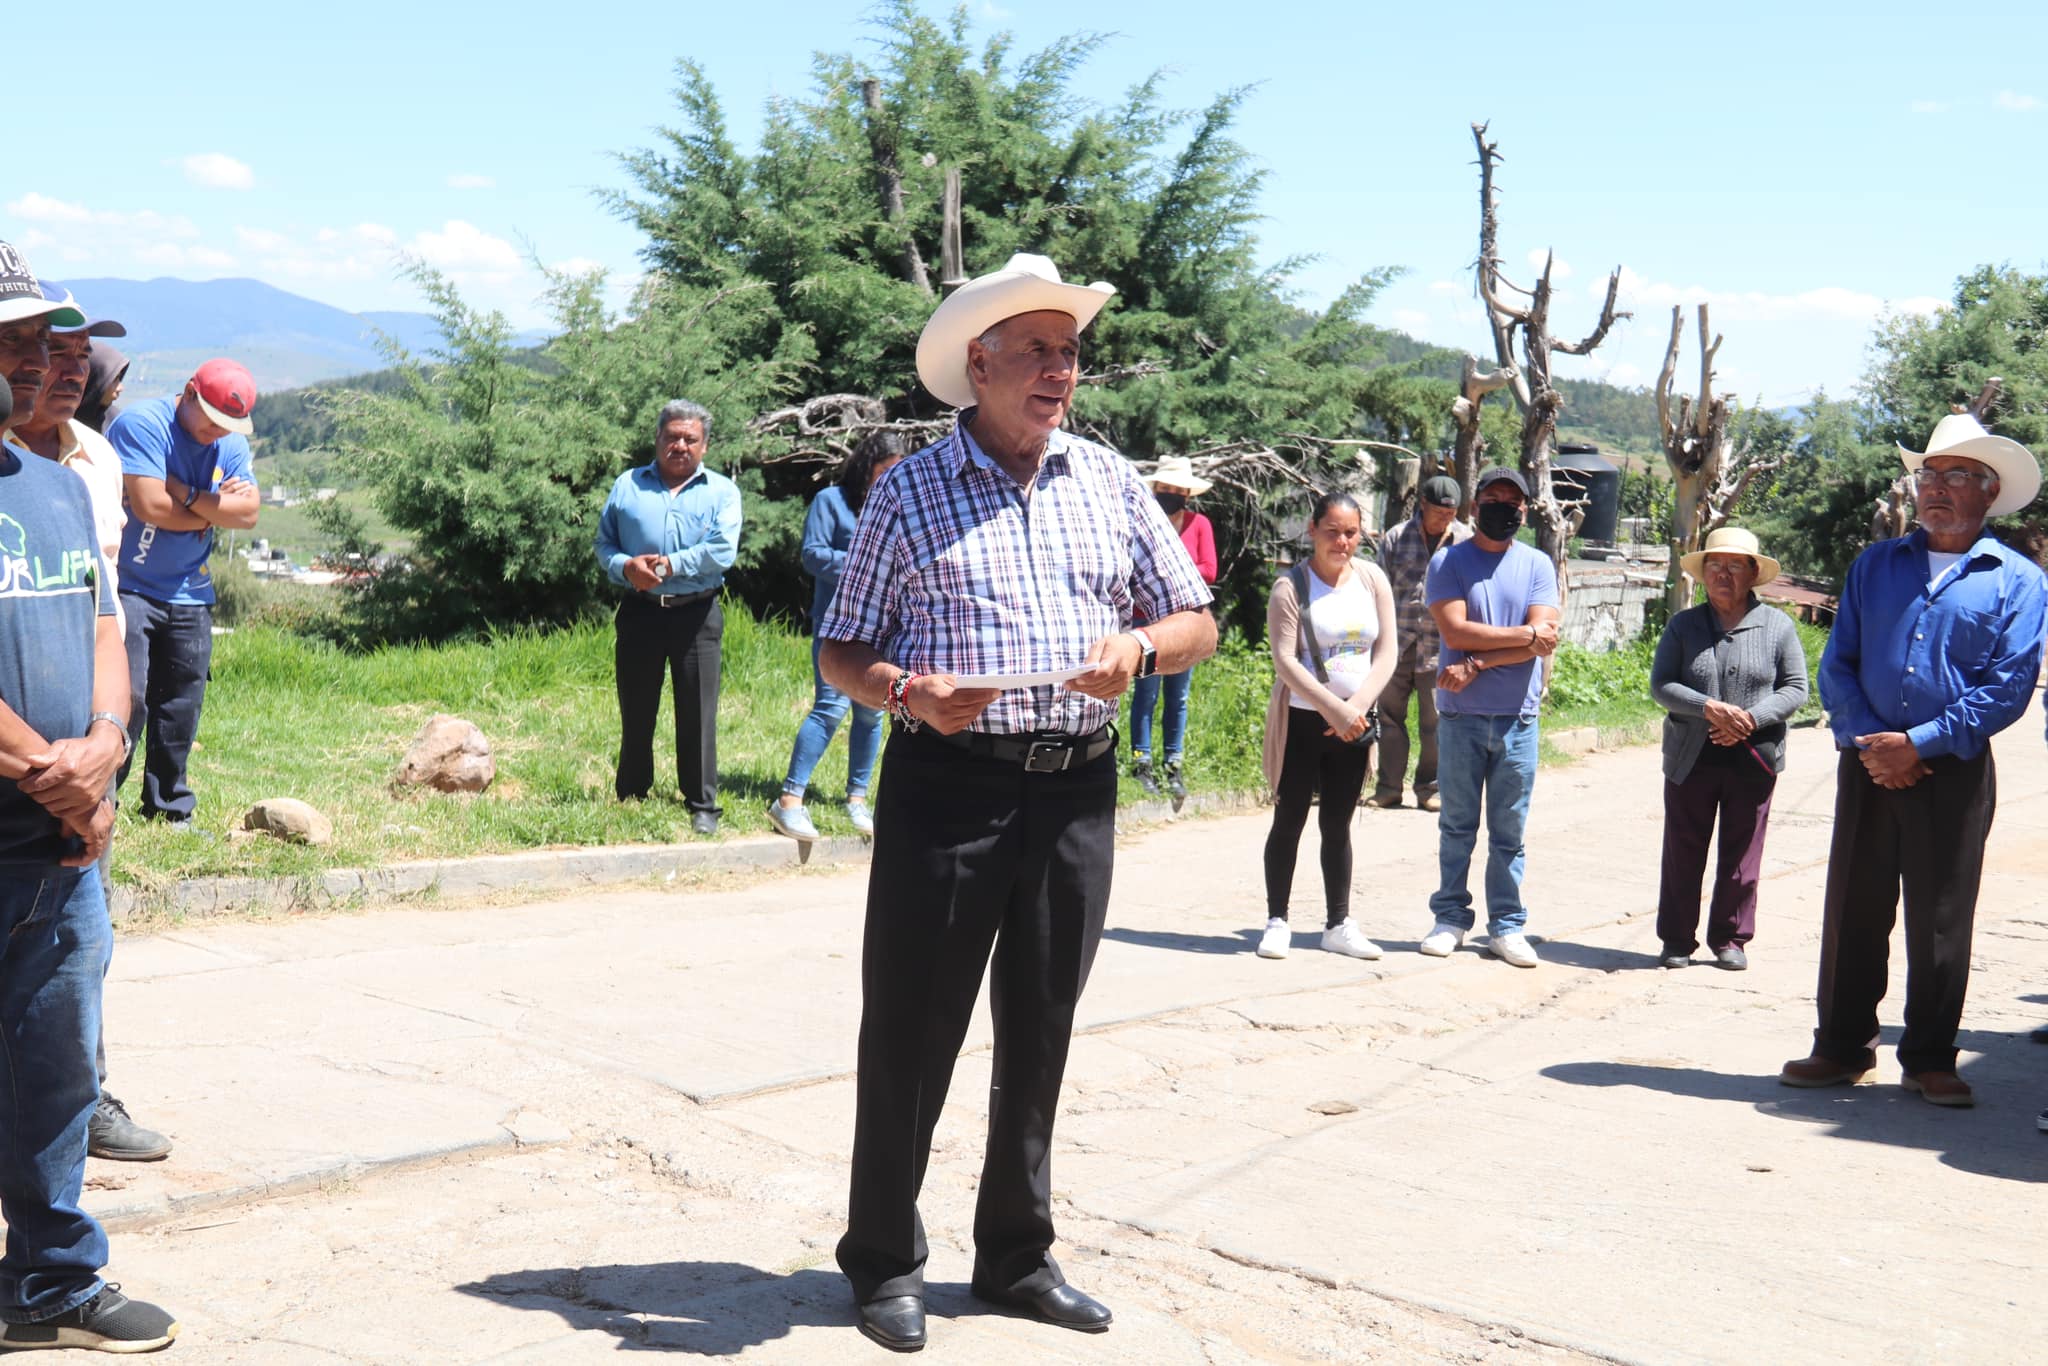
[914,253,1116,409]
[1679,526,1781,586]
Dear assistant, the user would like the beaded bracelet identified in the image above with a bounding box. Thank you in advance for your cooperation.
[887,670,924,731]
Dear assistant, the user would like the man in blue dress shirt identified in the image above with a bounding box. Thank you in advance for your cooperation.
[1781,413,2047,1107]
[594,399,742,835]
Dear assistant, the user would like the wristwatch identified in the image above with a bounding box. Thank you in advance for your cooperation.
[1129,629,1158,680]
[89,711,133,761]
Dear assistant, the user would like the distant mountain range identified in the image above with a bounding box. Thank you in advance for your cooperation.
[44,277,549,396]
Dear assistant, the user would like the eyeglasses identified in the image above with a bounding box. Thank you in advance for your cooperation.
[1912,468,1994,490]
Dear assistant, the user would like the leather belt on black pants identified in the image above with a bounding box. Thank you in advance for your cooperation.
[909,723,1117,773]
[625,587,719,609]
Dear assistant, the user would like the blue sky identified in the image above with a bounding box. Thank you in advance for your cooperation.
[7,0,2045,404]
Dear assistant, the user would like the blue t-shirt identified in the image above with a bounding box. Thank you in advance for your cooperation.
[1426,539,1560,717]
[109,395,255,605]
[0,440,116,864]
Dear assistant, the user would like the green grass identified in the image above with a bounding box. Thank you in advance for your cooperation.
[113,605,1829,890]
[227,490,407,564]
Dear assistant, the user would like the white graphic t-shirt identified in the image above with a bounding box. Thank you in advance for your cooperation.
[1289,568,1379,710]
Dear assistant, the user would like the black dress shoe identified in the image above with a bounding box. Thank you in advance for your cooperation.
[971,1280,1113,1333]
[857,1295,925,1352]
[690,810,720,837]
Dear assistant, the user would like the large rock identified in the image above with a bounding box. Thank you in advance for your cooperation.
[243,798,334,846]
[395,715,496,793]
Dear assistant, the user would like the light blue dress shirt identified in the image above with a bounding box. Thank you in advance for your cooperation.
[594,464,742,596]
[1820,527,2046,760]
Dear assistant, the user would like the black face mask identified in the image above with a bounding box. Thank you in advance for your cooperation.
[1476,501,1525,540]
[1155,491,1188,515]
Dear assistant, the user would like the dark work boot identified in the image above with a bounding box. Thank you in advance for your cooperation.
[1132,756,1162,798]
[1164,757,1188,811]
[89,1093,173,1162]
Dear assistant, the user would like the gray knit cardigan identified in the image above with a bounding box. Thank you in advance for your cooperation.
[1649,597,1809,783]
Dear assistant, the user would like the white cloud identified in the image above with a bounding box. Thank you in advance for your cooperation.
[1995,91,2041,113]
[135,243,237,271]
[1427,278,1462,295]
[179,153,255,190]
[550,256,606,277]
[5,192,199,239]
[1392,309,1429,331]
[1613,267,1944,324]
[1601,362,1643,387]
[407,220,522,274]
[447,173,496,190]
[236,226,290,252]
[1526,248,1573,281]
[1908,99,1947,114]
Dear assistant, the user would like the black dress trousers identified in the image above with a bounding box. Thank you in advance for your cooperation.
[836,725,1116,1304]
[612,595,722,812]
[1812,746,1995,1074]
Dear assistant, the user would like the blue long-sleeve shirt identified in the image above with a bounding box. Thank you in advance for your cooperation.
[594,464,742,596]
[801,484,857,626]
[1820,527,2046,760]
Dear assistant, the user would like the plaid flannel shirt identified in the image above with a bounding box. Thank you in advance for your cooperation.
[1378,513,1472,669]
[818,419,1213,736]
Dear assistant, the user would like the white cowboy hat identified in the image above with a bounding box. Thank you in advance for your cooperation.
[915,253,1116,409]
[1897,412,2041,518]
[1145,455,1212,496]
[1679,525,1781,587]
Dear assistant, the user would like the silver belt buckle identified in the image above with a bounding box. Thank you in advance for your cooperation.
[1023,738,1073,773]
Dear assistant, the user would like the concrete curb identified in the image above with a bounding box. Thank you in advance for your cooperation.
[111,790,1260,923]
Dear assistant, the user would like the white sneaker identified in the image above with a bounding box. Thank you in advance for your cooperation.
[1417,922,1466,957]
[1489,931,1539,968]
[1257,918,1291,959]
[1321,921,1383,960]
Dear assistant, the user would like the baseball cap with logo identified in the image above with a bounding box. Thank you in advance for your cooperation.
[1419,475,1463,508]
[188,358,257,436]
[0,240,86,327]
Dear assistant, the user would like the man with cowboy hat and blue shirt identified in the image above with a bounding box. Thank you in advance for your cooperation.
[818,253,1215,1352]
[1781,411,2046,1108]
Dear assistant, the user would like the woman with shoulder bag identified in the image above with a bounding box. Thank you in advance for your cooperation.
[1256,490,1399,960]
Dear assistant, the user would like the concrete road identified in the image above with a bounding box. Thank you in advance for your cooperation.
[86,699,2048,1363]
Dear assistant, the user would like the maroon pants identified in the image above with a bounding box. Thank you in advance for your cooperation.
[1656,755,1776,953]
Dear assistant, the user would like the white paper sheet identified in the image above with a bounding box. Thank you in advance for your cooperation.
[948,664,1101,690]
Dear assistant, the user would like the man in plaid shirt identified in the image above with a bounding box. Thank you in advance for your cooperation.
[820,254,1214,1352]
[1371,474,1470,811]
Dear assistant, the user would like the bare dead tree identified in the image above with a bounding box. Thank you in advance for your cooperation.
[860,78,930,295]
[1654,304,1788,613]
[1450,354,1517,505]
[1462,122,1629,584]
[939,168,967,296]
[1962,376,2005,421]
[750,394,950,470]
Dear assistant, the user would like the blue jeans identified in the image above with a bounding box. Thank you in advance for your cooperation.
[1430,713,1538,936]
[782,638,883,799]
[1128,668,1193,760]
[0,866,111,1324]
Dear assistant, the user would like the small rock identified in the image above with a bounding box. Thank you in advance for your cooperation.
[242,797,333,846]
[394,714,495,793]
[1308,1099,1359,1116]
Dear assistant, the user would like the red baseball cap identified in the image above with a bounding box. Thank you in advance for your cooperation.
[188,358,257,436]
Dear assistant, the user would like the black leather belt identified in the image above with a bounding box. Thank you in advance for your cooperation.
[629,588,718,609]
[920,724,1117,773]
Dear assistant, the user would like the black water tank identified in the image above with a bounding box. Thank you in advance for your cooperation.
[1553,443,1619,542]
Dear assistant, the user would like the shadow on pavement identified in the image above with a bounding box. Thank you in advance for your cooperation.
[1523,938,1667,972]
[1542,1037,2048,1185]
[455,1263,853,1354]
[1102,926,1260,955]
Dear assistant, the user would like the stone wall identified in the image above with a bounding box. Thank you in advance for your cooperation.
[1562,563,1664,651]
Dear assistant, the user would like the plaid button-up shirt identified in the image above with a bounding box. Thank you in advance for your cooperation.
[1379,513,1472,668]
[819,419,1213,736]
